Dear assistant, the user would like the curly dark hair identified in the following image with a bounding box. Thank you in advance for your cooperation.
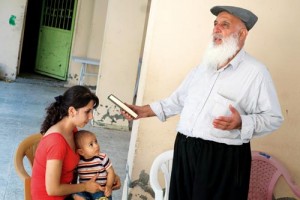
[40,85,99,134]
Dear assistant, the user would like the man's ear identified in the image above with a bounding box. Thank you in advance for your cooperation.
[239,28,248,41]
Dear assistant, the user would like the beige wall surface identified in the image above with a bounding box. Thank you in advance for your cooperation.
[93,0,149,131]
[68,0,108,86]
[0,0,26,80]
[128,0,300,199]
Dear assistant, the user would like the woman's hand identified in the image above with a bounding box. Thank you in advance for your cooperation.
[105,186,113,197]
[84,174,102,193]
[112,175,121,190]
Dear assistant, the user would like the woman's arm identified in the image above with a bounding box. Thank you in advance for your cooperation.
[45,160,101,196]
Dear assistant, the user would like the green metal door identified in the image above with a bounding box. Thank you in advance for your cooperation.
[35,0,77,80]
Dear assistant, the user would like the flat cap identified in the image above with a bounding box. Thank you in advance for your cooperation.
[210,6,258,30]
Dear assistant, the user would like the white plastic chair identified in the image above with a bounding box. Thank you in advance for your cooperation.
[149,150,174,200]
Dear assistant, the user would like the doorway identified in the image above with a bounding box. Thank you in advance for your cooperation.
[19,0,77,81]
[19,0,43,74]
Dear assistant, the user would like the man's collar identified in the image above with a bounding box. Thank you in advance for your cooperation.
[228,49,245,70]
[217,49,245,72]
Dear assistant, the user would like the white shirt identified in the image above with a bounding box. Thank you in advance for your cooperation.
[150,49,283,145]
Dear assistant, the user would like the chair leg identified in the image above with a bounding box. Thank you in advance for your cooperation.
[24,178,31,200]
[79,63,87,85]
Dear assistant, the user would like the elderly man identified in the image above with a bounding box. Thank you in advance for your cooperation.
[122,5,283,200]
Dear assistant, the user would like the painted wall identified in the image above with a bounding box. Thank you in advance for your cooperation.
[126,0,300,199]
[0,0,26,80]
[68,0,108,87]
[92,0,149,131]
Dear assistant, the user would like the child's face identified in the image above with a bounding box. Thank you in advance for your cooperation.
[78,134,100,159]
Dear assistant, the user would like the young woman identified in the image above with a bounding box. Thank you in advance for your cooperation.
[31,85,120,200]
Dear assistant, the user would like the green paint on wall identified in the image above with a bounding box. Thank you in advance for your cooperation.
[9,15,16,26]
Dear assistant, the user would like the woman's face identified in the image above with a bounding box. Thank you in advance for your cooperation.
[73,100,95,128]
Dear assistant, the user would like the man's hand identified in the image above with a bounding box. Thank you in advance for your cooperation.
[212,105,242,130]
[121,104,156,120]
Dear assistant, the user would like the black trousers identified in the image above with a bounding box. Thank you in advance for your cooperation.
[169,133,251,200]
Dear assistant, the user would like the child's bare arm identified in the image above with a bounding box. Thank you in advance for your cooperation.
[105,166,116,197]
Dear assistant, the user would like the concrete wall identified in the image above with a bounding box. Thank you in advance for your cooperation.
[68,0,108,87]
[0,0,27,80]
[92,0,149,131]
[127,0,300,199]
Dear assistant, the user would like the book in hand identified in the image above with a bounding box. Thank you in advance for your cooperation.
[107,94,138,118]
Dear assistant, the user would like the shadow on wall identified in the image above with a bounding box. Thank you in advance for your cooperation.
[0,63,10,81]
[0,65,2,79]
[128,170,155,200]
[94,104,126,125]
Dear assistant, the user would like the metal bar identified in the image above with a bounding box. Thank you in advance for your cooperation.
[50,0,55,27]
[59,0,65,29]
[66,0,72,30]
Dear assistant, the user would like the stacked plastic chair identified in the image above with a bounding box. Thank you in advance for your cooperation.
[248,151,300,200]
[149,150,173,200]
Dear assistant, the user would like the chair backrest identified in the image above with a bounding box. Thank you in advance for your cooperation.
[248,151,300,200]
[149,150,173,200]
[14,133,42,200]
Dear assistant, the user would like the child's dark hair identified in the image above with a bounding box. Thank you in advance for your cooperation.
[74,130,94,149]
[40,86,99,134]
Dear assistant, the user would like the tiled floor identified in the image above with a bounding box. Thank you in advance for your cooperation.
[0,77,130,200]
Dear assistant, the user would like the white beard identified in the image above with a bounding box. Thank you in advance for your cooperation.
[202,33,240,70]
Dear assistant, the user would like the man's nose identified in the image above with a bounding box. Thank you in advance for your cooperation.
[213,25,221,33]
